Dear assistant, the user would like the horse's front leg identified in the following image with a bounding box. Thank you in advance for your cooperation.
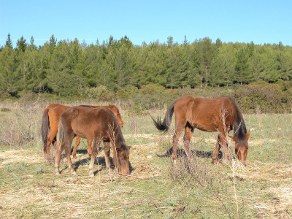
[103,141,112,173]
[87,138,93,157]
[212,134,221,164]
[214,133,230,164]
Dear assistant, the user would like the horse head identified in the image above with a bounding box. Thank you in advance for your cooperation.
[116,145,130,175]
[233,131,250,163]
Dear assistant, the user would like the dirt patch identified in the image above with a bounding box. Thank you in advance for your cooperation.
[236,162,292,182]
[0,149,43,167]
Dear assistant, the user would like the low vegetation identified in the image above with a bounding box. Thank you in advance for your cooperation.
[0,100,291,218]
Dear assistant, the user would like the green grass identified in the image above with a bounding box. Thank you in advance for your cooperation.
[0,103,291,218]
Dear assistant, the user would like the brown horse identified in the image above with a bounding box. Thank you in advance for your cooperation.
[55,106,130,176]
[152,96,250,164]
[41,103,123,161]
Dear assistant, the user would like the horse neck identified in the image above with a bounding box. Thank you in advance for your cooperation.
[113,126,126,149]
[233,105,247,142]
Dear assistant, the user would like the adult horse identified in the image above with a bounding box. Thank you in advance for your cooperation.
[55,106,130,176]
[152,96,250,164]
[41,103,123,161]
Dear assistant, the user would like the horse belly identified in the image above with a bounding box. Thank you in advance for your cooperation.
[192,117,219,132]
[195,124,218,132]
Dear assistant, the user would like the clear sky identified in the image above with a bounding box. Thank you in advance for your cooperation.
[1,0,292,47]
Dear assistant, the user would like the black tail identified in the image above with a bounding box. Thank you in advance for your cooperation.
[41,108,50,154]
[151,102,175,132]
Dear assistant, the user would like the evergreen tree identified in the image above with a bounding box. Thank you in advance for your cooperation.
[5,34,13,49]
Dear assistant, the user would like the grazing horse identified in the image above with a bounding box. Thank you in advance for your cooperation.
[55,106,130,176]
[41,103,123,161]
[152,96,250,164]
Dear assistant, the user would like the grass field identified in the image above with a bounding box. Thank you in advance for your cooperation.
[0,102,291,218]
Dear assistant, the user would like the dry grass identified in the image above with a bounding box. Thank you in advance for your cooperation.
[0,102,291,218]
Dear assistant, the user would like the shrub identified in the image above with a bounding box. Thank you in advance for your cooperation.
[233,82,291,113]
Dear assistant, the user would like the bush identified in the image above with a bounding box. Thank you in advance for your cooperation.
[81,85,116,102]
[233,82,291,113]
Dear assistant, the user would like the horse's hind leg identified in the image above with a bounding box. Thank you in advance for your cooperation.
[172,125,184,164]
[65,138,76,175]
[48,122,59,160]
[55,140,64,175]
[72,136,81,159]
[183,125,193,160]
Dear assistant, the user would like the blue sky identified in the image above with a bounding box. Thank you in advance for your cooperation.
[1,0,292,47]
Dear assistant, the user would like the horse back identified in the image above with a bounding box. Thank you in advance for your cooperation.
[186,96,238,132]
[62,106,118,139]
[173,96,195,120]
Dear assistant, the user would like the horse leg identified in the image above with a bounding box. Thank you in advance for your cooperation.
[183,126,193,160]
[65,138,76,175]
[220,133,230,162]
[48,125,58,161]
[212,134,222,164]
[55,139,64,175]
[89,139,97,177]
[103,141,111,172]
[72,136,81,159]
[87,138,92,157]
[45,139,53,161]
[172,125,184,164]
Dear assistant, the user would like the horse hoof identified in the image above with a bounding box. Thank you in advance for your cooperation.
[55,170,61,175]
[71,171,77,176]
[212,159,219,164]
[89,172,94,177]
[222,159,230,165]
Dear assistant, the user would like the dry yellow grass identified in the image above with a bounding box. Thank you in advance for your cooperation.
[0,102,291,218]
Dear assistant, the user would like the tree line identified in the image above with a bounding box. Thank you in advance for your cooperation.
[0,34,291,98]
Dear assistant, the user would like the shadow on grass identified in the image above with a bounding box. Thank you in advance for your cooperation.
[72,150,134,175]
[156,147,223,159]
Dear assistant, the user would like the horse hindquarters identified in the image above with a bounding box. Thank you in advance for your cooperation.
[55,120,76,175]
[41,108,52,160]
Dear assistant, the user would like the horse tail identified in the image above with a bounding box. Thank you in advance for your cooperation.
[152,101,175,132]
[41,108,50,154]
[56,119,65,150]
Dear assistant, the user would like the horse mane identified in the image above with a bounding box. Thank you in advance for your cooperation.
[113,122,127,149]
[232,99,247,141]
[102,108,127,149]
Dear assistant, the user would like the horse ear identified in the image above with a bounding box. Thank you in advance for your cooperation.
[246,131,251,140]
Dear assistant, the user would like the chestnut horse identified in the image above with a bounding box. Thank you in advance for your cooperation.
[55,106,130,176]
[41,103,123,161]
[152,96,250,164]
